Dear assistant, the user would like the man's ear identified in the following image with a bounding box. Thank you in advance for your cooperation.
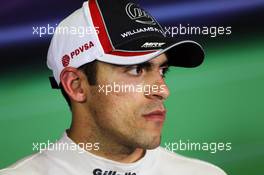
[60,67,87,103]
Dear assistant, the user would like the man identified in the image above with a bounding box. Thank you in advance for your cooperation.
[0,0,227,174]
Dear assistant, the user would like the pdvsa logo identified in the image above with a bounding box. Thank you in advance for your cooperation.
[61,41,94,67]
[62,54,71,67]
[125,3,156,25]
[93,168,136,175]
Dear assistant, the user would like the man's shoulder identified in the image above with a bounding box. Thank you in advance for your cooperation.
[0,152,43,175]
[0,150,70,175]
[154,147,227,175]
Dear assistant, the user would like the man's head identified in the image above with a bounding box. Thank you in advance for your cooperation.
[47,0,204,152]
[60,53,169,149]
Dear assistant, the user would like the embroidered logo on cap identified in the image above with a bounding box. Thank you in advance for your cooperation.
[125,3,156,25]
[141,42,166,48]
[61,41,95,67]
[62,55,71,67]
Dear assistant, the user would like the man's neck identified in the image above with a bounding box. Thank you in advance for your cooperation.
[67,118,145,163]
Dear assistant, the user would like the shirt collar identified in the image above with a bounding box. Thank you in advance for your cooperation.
[47,131,157,173]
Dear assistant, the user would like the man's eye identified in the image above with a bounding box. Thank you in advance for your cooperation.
[127,66,144,76]
[160,67,169,78]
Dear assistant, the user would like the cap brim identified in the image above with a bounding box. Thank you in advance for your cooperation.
[96,40,204,68]
[161,40,205,68]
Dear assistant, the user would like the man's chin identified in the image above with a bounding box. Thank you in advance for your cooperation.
[137,135,161,150]
[145,143,160,150]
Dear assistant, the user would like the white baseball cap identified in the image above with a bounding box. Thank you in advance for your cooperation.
[47,0,204,88]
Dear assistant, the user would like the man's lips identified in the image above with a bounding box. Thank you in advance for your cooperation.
[143,110,166,122]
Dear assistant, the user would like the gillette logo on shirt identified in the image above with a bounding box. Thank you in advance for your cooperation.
[93,168,136,175]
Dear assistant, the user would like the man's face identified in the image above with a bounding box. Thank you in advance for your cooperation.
[86,54,170,150]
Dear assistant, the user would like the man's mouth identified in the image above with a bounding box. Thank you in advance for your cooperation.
[142,110,166,122]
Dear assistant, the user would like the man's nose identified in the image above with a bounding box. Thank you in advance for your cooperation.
[145,74,170,100]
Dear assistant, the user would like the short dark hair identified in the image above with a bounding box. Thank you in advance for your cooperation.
[60,60,98,109]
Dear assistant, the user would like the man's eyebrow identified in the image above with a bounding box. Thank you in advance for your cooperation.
[160,60,168,67]
[123,62,152,69]
[122,59,168,70]
[133,60,168,68]
[138,62,152,68]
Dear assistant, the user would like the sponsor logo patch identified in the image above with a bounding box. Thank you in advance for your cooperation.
[141,42,166,48]
[120,27,163,38]
[93,168,136,175]
[125,3,156,25]
[61,54,71,67]
[61,41,94,67]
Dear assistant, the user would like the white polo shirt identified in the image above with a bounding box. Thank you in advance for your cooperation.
[0,132,227,175]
